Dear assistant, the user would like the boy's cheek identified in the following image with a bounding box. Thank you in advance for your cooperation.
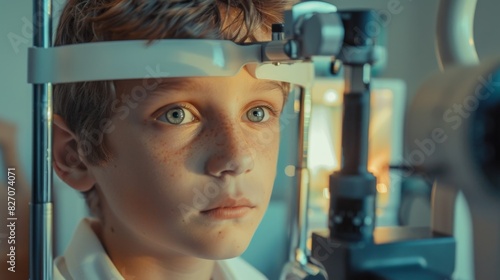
[247,125,281,150]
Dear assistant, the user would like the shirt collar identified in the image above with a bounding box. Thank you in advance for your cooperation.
[63,218,125,280]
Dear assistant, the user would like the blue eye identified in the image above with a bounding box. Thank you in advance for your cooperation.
[247,106,270,122]
[158,106,196,125]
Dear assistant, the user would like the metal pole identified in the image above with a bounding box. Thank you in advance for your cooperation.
[30,0,53,279]
[291,87,312,265]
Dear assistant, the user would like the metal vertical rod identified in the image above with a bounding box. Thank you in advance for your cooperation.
[341,65,370,174]
[30,0,53,279]
[289,87,313,265]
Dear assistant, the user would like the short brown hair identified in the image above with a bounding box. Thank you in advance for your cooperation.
[54,0,293,216]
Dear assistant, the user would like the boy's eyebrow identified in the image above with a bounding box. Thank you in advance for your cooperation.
[152,78,200,93]
[252,80,287,94]
[145,78,203,99]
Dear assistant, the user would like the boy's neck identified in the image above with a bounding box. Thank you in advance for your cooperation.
[91,219,216,280]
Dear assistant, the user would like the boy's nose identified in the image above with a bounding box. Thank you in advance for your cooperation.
[205,123,255,177]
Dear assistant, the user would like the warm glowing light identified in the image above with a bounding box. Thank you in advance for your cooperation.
[307,236,313,251]
[322,187,330,199]
[376,183,388,193]
[323,89,339,104]
[294,99,301,112]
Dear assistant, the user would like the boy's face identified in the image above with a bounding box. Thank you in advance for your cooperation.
[88,68,284,259]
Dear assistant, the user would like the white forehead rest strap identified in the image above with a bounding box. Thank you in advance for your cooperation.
[28,39,263,84]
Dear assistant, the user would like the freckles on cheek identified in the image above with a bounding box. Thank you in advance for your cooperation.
[140,136,174,180]
[248,121,281,148]
[254,135,280,161]
[144,133,192,180]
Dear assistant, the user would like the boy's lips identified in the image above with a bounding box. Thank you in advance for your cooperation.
[200,197,256,219]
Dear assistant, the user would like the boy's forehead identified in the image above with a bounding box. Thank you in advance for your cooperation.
[119,76,286,93]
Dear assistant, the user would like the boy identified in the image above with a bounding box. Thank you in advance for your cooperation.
[52,0,293,279]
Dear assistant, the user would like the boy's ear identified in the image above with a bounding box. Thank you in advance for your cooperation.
[52,114,95,192]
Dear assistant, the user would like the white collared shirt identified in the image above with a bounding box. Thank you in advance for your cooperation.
[54,219,268,280]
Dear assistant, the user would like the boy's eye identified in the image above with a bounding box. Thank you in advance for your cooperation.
[246,106,271,123]
[158,106,196,125]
